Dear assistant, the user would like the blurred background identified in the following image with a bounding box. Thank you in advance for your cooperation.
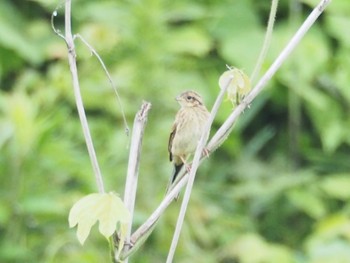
[1,0,350,262]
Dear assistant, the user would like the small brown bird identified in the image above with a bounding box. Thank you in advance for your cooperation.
[167,90,210,193]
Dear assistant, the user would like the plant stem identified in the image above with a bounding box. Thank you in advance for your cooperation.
[64,0,105,193]
[250,0,279,84]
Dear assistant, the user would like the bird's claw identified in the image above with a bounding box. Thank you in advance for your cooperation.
[184,163,192,173]
[202,147,210,158]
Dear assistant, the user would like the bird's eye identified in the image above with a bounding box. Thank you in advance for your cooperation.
[187,96,193,100]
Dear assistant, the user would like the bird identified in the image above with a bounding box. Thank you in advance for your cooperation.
[167,90,210,195]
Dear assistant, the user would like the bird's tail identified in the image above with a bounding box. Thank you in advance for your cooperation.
[172,163,184,184]
[165,163,183,199]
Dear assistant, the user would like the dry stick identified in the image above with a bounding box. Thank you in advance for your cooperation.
[64,0,105,193]
[166,77,232,263]
[119,102,151,263]
[125,0,331,259]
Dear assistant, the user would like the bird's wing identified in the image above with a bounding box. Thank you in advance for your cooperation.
[168,124,176,162]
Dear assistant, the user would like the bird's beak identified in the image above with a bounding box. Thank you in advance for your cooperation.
[175,95,181,101]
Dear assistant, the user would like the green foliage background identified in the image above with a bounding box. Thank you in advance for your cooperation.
[1,0,350,262]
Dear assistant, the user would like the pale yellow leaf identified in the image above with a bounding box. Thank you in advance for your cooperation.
[76,215,97,245]
[68,192,131,246]
[98,193,130,239]
[69,193,102,228]
[219,66,251,106]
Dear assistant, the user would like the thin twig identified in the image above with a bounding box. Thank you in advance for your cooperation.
[51,4,66,41]
[166,76,232,263]
[75,34,130,136]
[250,0,279,84]
[118,102,151,263]
[64,0,105,193]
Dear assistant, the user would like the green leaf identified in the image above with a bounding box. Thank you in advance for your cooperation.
[303,93,347,153]
[325,15,350,47]
[332,51,350,102]
[223,233,293,263]
[69,192,131,245]
[321,118,347,153]
[0,2,42,64]
[165,27,212,57]
[320,174,350,200]
[287,188,326,219]
[315,214,350,238]
[274,24,330,83]
[220,29,263,73]
[1,92,39,156]
[227,233,268,262]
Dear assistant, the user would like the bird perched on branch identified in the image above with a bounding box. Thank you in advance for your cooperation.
[167,90,210,194]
